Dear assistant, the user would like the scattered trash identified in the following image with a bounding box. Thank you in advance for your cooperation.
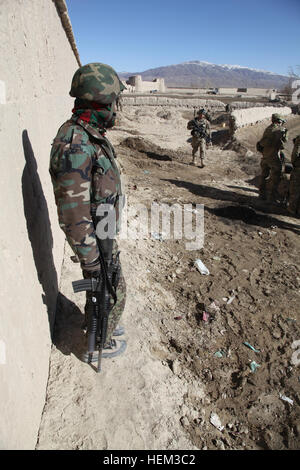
[202,311,210,322]
[222,297,228,302]
[194,259,210,275]
[220,329,226,336]
[208,301,220,313]
[213,256,221,261]
[243,342,260,353]
[210,412,224,432]
[250,361,261,372]
[227,293,236,305]
[151,232,164,241]
[144,170,150,174]
[174,316,183,321]
[286,318,296,323]
[279,393,294,405]
[214,350,226,358]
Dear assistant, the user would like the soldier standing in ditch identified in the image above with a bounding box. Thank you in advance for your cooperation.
[228,114,237,141]
[257,113,288,203]
[288,134,300,216]
[49,63,127,361]
[187,109,211,168]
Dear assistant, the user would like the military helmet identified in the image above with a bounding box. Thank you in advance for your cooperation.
[70,62,126,104]
[272,113,286,123]
[197,108,205,115]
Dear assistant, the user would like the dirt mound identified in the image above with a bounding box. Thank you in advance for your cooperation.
[120,136,156,153]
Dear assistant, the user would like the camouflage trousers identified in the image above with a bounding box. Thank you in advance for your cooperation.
[84,240,126,347]
[288,167,300,215]
[259,154,283,200]
[192,136,206,164]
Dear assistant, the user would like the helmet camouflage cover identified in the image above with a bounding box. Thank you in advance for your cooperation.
[272,113,286,123]
[70,62,126,104]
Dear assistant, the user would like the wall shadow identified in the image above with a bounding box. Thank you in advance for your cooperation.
[163,178,300,235]
[21,130,58,336]
[53,292,86,361]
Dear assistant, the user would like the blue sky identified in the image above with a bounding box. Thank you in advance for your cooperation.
[66,0,300,76]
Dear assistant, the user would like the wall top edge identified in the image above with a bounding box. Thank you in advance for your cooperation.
[53,0,81,67]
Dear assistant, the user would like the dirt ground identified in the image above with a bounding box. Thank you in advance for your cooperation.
[36,106,300,450]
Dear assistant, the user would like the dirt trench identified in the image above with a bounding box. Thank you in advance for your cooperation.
[37,107,300,450]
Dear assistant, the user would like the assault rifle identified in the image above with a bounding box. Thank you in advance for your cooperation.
[190,119,207,139]
[72,206,120,373]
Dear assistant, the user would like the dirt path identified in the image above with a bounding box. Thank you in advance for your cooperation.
[37,108,300,450]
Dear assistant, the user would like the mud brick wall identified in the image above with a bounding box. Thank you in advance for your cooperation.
[233,106,292,128]
[122,95,226,111]
[0,0,79,449]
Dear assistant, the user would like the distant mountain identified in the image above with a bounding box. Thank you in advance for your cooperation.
[119,61,289,89]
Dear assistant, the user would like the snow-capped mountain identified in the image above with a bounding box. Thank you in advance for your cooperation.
[119,61,289,89]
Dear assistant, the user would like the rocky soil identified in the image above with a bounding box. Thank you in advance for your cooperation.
[36,106,300,450]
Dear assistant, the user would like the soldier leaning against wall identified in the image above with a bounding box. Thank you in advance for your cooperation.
[49,63,127,363]
[256,113,288,204]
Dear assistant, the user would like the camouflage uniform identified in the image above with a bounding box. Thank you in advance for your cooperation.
[187,114,211,167]
[228,114,237,140]
[288,135,300,216]
[116,95,123,111]
[50,63,126,347]
[257,115,288,201]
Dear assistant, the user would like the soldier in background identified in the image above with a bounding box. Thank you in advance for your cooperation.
[204,108,213,145]
[288,135,300,216]
[116,94,123,111]
[204,108,212,123]
[256,113,288,203]
[187,109,211,168]
[49,63,127,361]
[228,114,237,140]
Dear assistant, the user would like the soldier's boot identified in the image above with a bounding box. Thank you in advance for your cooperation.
[113,324,125,336]
[191,153,198,166]
[82,339,127,362]
[199,158,205,168]
[267,190,284,206]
